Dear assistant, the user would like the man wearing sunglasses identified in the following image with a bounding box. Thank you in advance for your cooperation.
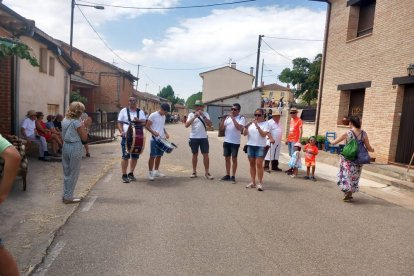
[218,103,245,183]
[285,108,303,157]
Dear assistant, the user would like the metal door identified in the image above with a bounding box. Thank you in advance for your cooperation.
[206,105,232,129]
[396,85,414,164]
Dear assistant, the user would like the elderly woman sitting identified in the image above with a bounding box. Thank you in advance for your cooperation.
[35,112,62,156]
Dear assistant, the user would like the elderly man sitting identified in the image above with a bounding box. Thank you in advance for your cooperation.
[21,110,49,161]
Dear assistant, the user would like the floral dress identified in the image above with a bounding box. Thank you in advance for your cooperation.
[337,130,364,193]
[288,150,302,169]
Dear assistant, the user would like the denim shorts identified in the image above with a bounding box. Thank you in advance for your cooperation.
[247,145,266,158]
[223,142,240,157]
[121,137,140,160]
[189,138,209,154]
[150,140,164,157]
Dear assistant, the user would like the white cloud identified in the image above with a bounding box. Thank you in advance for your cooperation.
[3,1,326,99]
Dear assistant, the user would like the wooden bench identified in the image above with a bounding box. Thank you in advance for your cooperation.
[0,135,28,191]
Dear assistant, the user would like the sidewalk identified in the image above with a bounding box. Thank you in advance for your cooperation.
[0,141,119,275]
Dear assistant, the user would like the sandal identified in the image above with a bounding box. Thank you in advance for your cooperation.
[343,192,353,202]
[205,173,214,180]
[62,197,82,204]
[190,172,197,178]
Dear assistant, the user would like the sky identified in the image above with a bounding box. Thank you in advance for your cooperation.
[4,0,328,100]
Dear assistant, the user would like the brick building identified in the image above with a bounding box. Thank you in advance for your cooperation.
[0,3,78,135]
[313,0,414,164]
[59,41,137,113]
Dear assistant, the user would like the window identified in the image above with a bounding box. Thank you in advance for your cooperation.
[347,0,376,40]
[39,48,48,73]
[49,57,55,76]
[47,104,59,115]
[338,88,365,124]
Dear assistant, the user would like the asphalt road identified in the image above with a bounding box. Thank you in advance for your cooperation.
[33,124,414,276]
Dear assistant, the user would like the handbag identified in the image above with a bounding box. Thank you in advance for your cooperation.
[342,131,358,161]
[353,130,371,164]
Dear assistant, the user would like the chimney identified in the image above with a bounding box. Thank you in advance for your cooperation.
[230,62,236,69]
[250,67,254,75]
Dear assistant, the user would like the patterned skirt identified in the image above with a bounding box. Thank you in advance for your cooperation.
[337,156,362,193]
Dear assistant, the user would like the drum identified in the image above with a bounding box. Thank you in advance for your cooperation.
[154,137,177,153]
[126,124,145,154]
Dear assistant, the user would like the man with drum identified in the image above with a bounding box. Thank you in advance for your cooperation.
[185,100,214,180]
[117,97,146,183]
[146,103,170,181]
[218,103,245,183]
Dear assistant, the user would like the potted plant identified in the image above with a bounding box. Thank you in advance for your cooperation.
[300,136,308,145]
[316,135,325,150]
[342,115,350,125]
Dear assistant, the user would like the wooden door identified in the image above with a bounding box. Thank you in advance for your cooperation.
[396,85,414,164]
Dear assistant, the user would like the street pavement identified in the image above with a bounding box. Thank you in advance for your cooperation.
[30,124,414,276]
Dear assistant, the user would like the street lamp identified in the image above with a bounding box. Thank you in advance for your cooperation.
[70,0,104,57]
[407,64,414,76]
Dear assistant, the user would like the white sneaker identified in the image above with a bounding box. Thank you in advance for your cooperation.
[257,184,264,191]
[148,171,154,181]
[153,170,165,177]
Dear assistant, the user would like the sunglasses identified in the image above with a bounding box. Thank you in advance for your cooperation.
[254,114,262,117]
[290,112,297,114]
[231,108,239,111]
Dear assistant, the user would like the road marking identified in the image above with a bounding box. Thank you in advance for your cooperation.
[33,240,66,276]
[81,196,98,212]
[103,173,113,183]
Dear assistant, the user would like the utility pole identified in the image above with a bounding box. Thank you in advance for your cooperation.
[260,58,264,86]
[136,64,140,90]
[255,35,264,88]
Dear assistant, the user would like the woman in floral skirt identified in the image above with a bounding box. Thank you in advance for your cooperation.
[331,116,374,201]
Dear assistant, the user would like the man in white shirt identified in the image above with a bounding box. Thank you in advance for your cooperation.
[185,100,214,180]
[264,109,282,171]
[117,97,147,183]
[146,103,170,181]
[20,110,49,161]
[218,103,245,183]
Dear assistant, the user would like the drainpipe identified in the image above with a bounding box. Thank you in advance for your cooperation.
[315,1,331,137]
[13,56,20,135]
[64,71,69,114]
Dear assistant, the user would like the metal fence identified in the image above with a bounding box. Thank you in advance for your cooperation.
[88,121,116,144]
[89,112,118,124]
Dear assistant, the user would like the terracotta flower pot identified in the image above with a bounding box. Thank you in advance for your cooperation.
[342,117,349,125]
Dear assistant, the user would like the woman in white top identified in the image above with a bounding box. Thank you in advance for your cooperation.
[243,108,273,191]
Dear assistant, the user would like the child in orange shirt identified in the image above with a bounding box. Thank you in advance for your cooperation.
[304,137,319,181]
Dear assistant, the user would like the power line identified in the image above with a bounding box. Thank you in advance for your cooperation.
[77,0,258,10]
[265,36,323,41]
[261,39,292,61]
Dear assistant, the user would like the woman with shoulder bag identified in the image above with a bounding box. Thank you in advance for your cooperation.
[61,102,91,204]
[331,115,374,201]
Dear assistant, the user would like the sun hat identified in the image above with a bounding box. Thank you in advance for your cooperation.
[270,108,280,115]
[27,110,36,117]
[194,100,204,106]
[36,111,44,117]
[290,107,298,114]
[294,142,302,148]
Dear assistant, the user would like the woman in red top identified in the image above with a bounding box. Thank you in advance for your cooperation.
[36,112,62,156]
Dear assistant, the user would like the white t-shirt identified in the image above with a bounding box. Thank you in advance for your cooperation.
[118,107,146,133]
[148,111,166,140]
[247,121,270,147]
[21,117,36,137]
[187,111,210,139]
[268,119,282,143]
[224,115,246,144]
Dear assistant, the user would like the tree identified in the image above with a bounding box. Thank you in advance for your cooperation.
[70,90,87,105]
[0,38,39,67]
[278,54,321,105]
[185,92,202,109]
[157,85,185,111]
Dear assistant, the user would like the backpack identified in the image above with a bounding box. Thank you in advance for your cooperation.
[342,133,358,161]
[352,130,371,164]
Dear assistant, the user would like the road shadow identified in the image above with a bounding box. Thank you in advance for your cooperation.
[144,176,192,188]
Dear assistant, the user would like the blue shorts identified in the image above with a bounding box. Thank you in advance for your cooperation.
[223,142,240,157]
[150,140,164,157]
[189,138,209,154]
[247,145,266,158]
[121,137,140,160]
